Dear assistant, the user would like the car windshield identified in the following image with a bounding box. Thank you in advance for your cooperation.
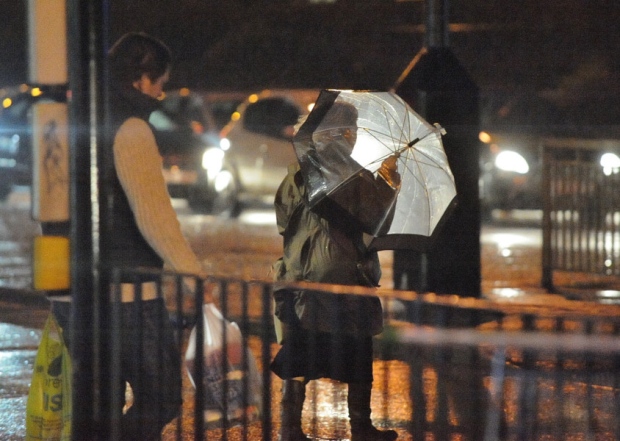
[242,97,300,140]
[151,92,214,136]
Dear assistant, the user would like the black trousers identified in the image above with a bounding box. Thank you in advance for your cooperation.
[52,298,182,440]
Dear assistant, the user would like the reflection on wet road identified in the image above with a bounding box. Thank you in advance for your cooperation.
[0,323,41,440]
[4,191,613,440]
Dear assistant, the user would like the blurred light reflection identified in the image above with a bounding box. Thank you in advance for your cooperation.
[489,287,523,298]
[239,210,276,226]
[500,248,512,257]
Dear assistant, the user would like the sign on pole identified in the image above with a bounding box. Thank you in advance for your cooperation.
[31,102,69,222]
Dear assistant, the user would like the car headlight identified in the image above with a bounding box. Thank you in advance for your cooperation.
[0,157,16,168]
[214,170,233,192]
[495,150,529,174]
[219,137,230,151]
[600,152,620,176]
[202,147,225,180]
[0,134,19,154]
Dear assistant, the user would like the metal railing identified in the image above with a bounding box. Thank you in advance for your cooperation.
[541,137,620,293]
[96,268,620,441]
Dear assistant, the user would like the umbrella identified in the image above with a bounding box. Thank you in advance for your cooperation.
[293,89,457,251]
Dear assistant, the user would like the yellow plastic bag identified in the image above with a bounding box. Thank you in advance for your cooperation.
[26,313,72,441]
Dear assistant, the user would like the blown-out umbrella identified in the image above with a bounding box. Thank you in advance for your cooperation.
[293,89,457,251]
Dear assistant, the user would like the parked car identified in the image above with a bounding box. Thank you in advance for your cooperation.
[163,90,245,215]
[0,84,67,200]
[0,85,238,215]
[216,89,320,213]
[478,131,543,220]
[479,131,620,222]
[150,88,240,215]
[200,91,246,132]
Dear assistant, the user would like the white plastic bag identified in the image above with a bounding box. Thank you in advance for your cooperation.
[185,303,262,425]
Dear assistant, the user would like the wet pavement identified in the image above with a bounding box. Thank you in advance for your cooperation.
[0,191,612,439]
[0,323,40,440]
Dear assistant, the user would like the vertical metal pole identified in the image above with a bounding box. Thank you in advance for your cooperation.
[240,281,251,441]
[483,347,506,441]
[409,345,426,440]
[65,0,93,437]
[110,269,122,440]
[261,284,274,441]
[66,0,108,438]
[27,0,71,229]
[541,141,555,292]
[174,274,185,439]
[193,277,205,440]
[93,2,116,436]
[426,0,449,49]
[553,317,567,439]
[613,323,620,439]
[220,280,230,436]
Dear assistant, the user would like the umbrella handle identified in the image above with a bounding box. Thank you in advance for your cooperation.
[396,138,419,157]
[401,124,445,154]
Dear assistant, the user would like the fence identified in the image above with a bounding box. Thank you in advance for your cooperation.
[541,137,620,296]
[80,267,620,441]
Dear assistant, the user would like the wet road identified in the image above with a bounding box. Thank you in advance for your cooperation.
[0,188,550,297]
[0,189,579,440]
[0,323,40,440]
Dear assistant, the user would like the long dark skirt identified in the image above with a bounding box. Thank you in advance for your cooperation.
[270,322,374,384]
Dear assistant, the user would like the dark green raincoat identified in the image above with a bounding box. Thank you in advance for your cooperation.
[272,161,398,337]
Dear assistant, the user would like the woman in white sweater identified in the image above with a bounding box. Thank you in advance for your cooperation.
[52,32,208,440]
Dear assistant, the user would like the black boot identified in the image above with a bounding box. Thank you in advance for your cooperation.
[348,382,398,441]
[279,380,311,441]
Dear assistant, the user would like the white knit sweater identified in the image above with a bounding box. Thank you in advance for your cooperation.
[113,117,206,279]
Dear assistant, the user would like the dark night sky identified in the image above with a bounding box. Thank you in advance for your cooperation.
[1,0,618,134]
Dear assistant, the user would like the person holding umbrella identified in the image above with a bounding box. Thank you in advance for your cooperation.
[271,101,400,441]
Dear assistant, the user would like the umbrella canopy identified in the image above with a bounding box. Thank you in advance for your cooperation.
[293,89,457,251]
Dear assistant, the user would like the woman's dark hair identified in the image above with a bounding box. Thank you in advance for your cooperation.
[108,32,171,87]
